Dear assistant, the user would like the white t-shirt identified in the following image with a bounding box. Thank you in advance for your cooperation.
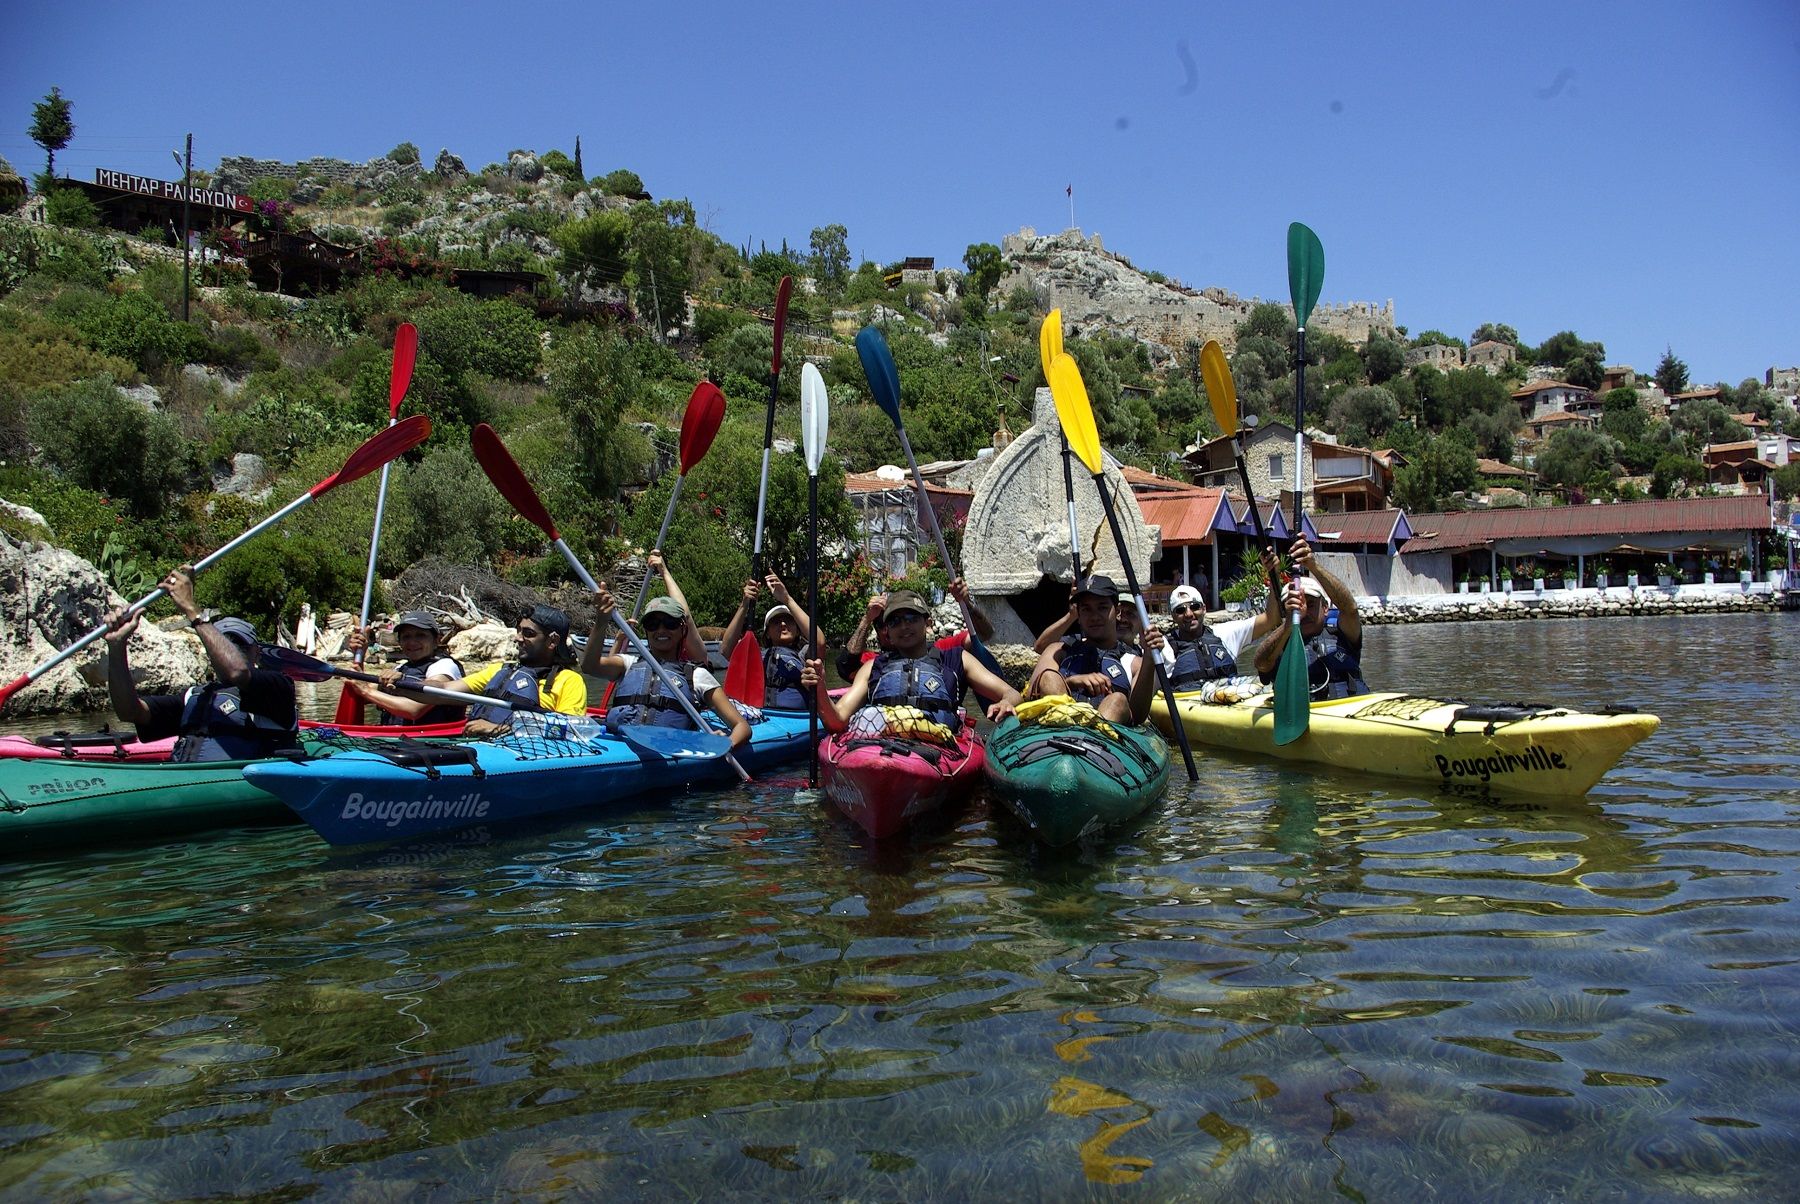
[416,655,461,681]
[1127,616,1258,679]
[615,654,720,696]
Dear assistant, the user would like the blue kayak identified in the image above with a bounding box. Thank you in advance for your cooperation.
[243,710,813,846]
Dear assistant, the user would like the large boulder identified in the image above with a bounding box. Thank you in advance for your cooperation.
[0,536,208,716]
[447,622,514,667]
[433,149,468,181]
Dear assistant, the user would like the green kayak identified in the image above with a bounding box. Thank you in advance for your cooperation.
[985,696,1172,847]
[0,753,298,852]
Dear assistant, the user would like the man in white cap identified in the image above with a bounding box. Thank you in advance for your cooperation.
[1165,548,1284,688]
[719,572,816,709]
[101,565,298,762]
[1253,536,1368,699]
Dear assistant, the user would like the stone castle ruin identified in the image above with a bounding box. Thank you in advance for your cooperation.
[998,227,1398,366]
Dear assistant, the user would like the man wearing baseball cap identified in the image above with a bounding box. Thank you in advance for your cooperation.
[1253,536,1368,699]
[417,604,587,736]
[803,585,1019,732]
[1029,573,1165,724]
[101,564,298,762]
[345,610,466,726]
[1165,548,1285,687]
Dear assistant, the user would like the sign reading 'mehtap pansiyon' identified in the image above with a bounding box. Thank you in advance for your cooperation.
[94,168,253,212]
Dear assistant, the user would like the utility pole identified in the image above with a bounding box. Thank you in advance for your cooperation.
[172,135,192,321]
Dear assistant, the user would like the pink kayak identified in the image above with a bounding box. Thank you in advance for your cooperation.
[0,730,178,762]
[821,725,987,839]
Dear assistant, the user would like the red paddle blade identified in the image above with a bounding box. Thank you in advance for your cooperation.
[310,414,431,498]
[770,276,793,374]
[725,631,764,706]
[389,322,418,417]
[332,681,365,725]
[471,423,558,539]
[678,382,726,473]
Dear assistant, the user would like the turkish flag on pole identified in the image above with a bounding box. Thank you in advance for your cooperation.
[1066,185,1072,197]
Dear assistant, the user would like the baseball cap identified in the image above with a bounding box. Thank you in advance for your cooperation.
[527,604,572,637]
[763,603,794,627]
[1169,585,1204,609]
[1296,576,1329,602]
[210,617,259,646]
[394,610,440,634]
[1074,574,1119,600]
[883,589,929,618]
[643,596,687,621]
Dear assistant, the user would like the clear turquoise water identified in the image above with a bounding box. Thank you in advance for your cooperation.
[2,613,1796,1199]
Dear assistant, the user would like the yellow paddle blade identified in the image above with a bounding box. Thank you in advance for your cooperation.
[1039,309,1064,378]
[1047,351,1102,475]
[1200,340,1238,438]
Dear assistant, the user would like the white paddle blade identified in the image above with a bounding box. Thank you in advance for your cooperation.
[801,362,829,476]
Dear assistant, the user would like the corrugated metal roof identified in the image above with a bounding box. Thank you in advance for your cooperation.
[1311,509,1412,547]
[1137,488,1230,545]
[1402,495,1773,553]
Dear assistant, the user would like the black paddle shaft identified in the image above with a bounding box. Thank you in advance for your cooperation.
[1090,474,1199,781]
[1233,435,1287,598]
[1060,432,1083,581]
[807,471,819,787]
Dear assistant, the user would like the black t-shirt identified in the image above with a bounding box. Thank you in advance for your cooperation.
[136,669,298,742]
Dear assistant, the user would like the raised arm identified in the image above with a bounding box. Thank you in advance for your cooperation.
[649,551,709,663]
[1249,547,1286,643]
[845,594,884,657]
[1291,538,1359,643]
[765,574,813,648]
[718,578,758,657]
[102,608,152,727]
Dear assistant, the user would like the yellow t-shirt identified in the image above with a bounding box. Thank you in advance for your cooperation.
[462,663,589,716]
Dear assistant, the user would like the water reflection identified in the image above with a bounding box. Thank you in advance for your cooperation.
[1,613,1796,1197]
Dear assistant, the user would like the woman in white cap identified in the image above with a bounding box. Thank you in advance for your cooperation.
[101,565,298,762]
[1254,537,1367,699]
[719,573,815,710]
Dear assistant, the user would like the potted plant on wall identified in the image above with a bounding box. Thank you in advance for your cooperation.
[1657,563,1675,588]
[1457,570,1470,594]
[1594,558,1611,590]
[1625,562,1640,588]
[1767,550,1789,589]
[1561,564,1579,590]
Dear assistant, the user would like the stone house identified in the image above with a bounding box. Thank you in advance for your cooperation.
[1512,379,1598,420]
[1599,365,1637,392]
[1183,423,1393,513]
[1702,434,1800,493]
[1766,366,1800,399]
[1405,343,1464,372]
[1520,409,1598,450]
[1466,340,1517,373]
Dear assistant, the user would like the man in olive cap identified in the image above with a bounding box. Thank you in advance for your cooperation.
[585,588,751,748]
[102,565,298,762]
[345,610,466,726]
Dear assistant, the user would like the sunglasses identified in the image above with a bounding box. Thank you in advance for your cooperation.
[1171,603,1202,616]
[643,615,684,632]
[879,611,925,629]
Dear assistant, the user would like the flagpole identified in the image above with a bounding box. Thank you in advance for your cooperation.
[1067,184,1075,231]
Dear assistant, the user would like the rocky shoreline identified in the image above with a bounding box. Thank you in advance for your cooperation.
[1356,585,1795,624]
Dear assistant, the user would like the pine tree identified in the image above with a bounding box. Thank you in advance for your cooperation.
[573,136,583,181]
[28,86,74,180]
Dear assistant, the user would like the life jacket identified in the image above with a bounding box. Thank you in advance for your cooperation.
[1169,631,1239,687]
[171,683,297,763]
[1057,635,1131,702]
[605,658,704,731]
[380,655,466,726]
[1303,628,1368,700]
[867,647,964,729]
[467,663,569,726]
[762,644,807,710]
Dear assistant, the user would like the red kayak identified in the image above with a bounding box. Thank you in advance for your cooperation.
[821,724,987,839]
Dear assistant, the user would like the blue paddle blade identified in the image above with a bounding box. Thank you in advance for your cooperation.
[616,724,731,761]
[855,326,903,426]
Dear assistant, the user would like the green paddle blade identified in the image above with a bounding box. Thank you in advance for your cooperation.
[1199,340,1238,438]
[1287,222,1325,327]
[1273,625,1311,745]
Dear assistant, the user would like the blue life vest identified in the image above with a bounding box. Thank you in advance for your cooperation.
[1058,635,1131,702]
[380,656,466,726]
[763,644,807,710]
[867,647,964,728]
[171,683,297,763]
[1303,628,1368,700]
[468,663,567,726]
[606,658,704,731]
[1169,631,1238,687]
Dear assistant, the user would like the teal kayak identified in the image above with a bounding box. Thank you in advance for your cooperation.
[984,697,1171,846]
[0,754,297,851]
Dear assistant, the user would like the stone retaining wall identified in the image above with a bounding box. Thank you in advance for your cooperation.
[1358,587,1793,624]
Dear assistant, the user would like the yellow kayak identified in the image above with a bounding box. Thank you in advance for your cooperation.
[1150,684,1659,797]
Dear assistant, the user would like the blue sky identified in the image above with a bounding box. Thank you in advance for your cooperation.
[4,1,1796,385]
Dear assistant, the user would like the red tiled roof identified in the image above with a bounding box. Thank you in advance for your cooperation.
[1119,464,1195,492]
[1311,510,1409,546]
[1512,380,1580,396]
[1401,495,1772,553]
[1137,488,1230,546]
[843,471,971,498]
[1525,411,1594,426]
[1477,458,1535,477]
[1670,388,1723,401]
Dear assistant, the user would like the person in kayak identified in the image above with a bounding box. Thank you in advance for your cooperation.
[586,589,752,749]
[411,605,587,737]
[837,578,993,683]
[1028,574,1166,724]
[718,574,815,709]
[579,550,708,670]
[101,565,298,762]
[1253,536,1368,699]
[1165,552,1285,688]
[344,610,466,726]
[803,588,1019,735]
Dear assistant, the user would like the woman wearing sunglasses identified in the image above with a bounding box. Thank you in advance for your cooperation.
[718,573,816,710]
[588,589,752,749]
